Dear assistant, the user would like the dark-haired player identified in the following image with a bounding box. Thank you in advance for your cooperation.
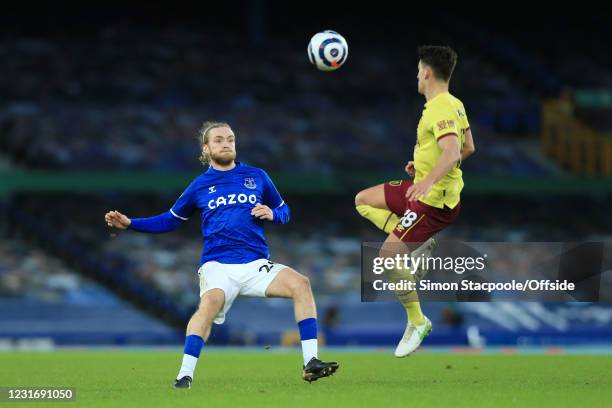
[355,46,475,357]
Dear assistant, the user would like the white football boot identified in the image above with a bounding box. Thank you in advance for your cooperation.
[394,316,432,358]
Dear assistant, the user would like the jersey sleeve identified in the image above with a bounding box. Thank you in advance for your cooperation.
[261,170,284,209]
[129,211,183,233]
[261,170,290,224]
[170,178,200,220]
[431,108,461,141]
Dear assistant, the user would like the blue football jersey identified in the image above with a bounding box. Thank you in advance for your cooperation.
[169,163,289,265]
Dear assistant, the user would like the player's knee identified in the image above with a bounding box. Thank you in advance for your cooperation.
[354,190,367,207]
[290,274,312,297]
[199,291,224,313]
[378,243,389,258]
[378,243,397,259]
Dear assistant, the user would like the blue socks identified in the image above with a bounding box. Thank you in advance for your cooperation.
[177,321,318,378]
[177,335,204,379]
[184,334,204,357]
[298,318,317,341]
[297,318,318,365]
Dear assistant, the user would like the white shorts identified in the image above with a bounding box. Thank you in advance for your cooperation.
[197,258,287,324]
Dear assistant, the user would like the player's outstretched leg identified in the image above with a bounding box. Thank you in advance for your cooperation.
[265,267,339,382]
[174,288,225,389]
[379,233,433,357]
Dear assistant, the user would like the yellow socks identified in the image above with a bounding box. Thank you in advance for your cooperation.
[356,205,399,234]
[385,266,426,327]
[391,270,425,326]
[357,204,425,326]
[404,301,425,326]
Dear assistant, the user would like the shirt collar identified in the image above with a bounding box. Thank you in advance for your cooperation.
[206,161,241,174]
[425,91,450,108]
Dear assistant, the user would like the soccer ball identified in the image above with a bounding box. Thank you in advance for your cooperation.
[307,30,348,71]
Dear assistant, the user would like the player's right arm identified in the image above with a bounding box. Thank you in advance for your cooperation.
[406,124,475,177]
[104,210,184,233]
[104,177,199,233]
[105,210,131,229]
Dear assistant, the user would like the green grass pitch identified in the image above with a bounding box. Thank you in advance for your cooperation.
[1,350,611,407]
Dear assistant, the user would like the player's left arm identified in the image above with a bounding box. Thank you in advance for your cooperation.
[251,170,291,224]
[461,128,475,161]
[406,135,461,202]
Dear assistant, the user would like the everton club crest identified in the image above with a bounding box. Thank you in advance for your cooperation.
[244,178,257,189]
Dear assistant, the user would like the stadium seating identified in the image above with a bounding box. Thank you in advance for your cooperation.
[0,29,546,173]
[0,236,181,345]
